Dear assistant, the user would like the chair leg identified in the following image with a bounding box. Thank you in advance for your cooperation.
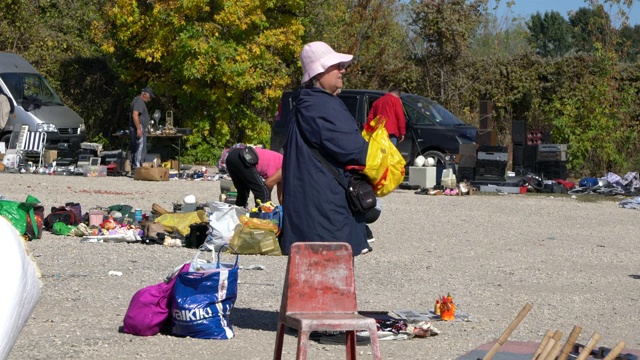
[346,330,357,360]
[368,324,382,360]
[296,330,311,360]
[273,322,286,360]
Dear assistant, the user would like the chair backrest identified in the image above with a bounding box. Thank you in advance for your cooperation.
[10,125,29,150]
[24,131,45,152]
[281,242,358,314]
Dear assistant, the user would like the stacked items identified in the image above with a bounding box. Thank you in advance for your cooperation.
[475,145,508,182]
[536,144,568,180]
[456,143,477,182]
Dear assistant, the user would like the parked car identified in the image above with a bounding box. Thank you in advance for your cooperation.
[0,52,86,150]
[270,89,477,168]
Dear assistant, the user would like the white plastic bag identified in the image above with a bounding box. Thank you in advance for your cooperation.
[0,216,41,358]
[204,202,246,251]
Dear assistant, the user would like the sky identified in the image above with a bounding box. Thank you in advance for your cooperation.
[488,0,640,26]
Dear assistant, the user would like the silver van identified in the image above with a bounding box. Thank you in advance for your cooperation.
[0,52,86,149]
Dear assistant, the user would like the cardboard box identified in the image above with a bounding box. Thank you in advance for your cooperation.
[134,166,169,181]
[44,150,57,165]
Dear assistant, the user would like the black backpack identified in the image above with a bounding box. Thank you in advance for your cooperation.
[44,206,82,230]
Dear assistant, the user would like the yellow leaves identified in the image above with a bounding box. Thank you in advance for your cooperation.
[96,0,303,149]
[214,0,268,29]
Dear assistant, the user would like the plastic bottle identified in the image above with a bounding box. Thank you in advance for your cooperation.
[434,299,441,315]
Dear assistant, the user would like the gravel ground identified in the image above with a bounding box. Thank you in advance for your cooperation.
[4,171,640,360]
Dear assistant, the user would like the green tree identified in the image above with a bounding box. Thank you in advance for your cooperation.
[296,0,417,92]
[526,11,573,57]
[569,6,612,53]
[616,24,640,62]
[0,0,117,144]
[471,12,531,58]
[547,47,636,175]
[93,0,305,163]
[407,0,488,112]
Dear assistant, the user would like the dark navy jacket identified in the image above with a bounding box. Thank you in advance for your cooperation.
[280,87,369,255]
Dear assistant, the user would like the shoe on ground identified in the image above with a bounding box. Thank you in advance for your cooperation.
[360,246,373,255]
[367,237,375,243]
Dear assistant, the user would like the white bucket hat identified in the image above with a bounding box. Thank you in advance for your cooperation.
[300,41,353,83]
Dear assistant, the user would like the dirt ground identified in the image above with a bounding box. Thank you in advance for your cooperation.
[4,171,640,360]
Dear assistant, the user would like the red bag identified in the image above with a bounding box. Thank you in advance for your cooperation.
[122,263,190,336]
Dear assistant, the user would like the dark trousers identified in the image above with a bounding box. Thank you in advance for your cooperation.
[225,148,270,208]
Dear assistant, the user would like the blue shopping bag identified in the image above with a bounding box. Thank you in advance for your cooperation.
[170,246,239,339]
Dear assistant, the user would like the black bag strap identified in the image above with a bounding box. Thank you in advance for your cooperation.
[295,108,348,191]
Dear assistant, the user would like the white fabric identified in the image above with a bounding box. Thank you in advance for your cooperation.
[0,94,9,129]
[0,216,42,359]
[300,41,353,83]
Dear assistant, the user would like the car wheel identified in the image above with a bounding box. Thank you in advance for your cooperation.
[421,150,446,167]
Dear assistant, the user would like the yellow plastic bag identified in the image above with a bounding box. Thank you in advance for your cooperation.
[228,223,281,256]
[361,116,406,196]
[155,210,207,236]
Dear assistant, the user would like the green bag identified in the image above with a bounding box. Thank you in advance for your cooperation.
[53,222,76,236]
[0,195,43,240]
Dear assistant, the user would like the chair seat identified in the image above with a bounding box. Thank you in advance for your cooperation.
[286,313,377,332]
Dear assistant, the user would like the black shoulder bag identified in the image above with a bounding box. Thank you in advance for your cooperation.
[239,146,259,167]
[295,110,376,214]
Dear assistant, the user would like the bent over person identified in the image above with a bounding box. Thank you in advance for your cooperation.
[225,147,283,208]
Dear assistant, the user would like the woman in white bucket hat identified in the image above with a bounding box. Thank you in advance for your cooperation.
[280,41,371,256]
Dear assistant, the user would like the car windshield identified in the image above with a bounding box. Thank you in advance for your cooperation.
[404,94,465,126]
[0,72,64,105]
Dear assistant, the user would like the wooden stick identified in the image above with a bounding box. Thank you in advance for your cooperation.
[558,325,582,360]
[575,332,601,360]
[602,341,626,360]
[537,330,562,360]
[532,330,554,360]
[482,303,533,360]
[544,332,566,360]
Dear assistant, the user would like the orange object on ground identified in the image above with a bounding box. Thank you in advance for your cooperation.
[439,295,456,321]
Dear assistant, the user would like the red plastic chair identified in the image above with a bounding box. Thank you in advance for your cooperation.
[273,242,382,360]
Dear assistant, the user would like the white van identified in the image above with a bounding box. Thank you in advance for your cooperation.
[0,52,86,150]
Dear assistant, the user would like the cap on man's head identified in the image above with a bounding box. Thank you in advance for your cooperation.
[300,41,353,83]
[142,87,156,98]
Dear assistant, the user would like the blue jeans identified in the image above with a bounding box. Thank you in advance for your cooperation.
[389,136,398,146]
[129,127,147,168]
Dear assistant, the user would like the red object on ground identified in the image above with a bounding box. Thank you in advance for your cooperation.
[555,179,575,190]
